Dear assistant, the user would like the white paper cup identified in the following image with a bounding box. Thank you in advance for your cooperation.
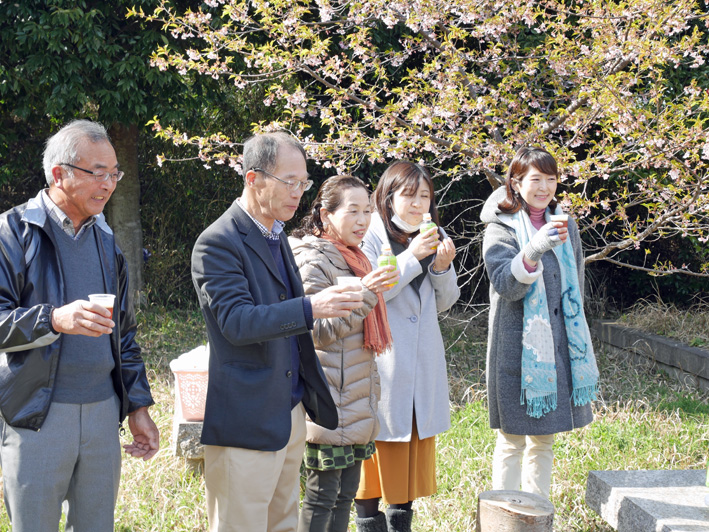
[336,276,362,291]
[550,214,569,228]
[88,293,116,318]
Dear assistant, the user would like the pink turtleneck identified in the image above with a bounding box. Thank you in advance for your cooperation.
[524,206,547,272]
[529,206,546,230]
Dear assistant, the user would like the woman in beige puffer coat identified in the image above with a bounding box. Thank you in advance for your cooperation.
[291,235,381,444]
[289,175,398,532]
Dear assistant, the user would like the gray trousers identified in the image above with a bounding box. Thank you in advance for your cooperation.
[0,395,121,532]
[298,461,363,532]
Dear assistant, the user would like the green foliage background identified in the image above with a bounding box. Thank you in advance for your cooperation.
[1,1,708,309]
[2,113,707,309]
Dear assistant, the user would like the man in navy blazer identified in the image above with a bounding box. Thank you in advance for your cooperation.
[192,132,363,532]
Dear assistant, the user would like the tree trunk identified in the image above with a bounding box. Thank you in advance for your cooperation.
[476,490,554,532]
[105,122,143,307]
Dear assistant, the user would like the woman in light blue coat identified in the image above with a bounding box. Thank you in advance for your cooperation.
[354,161,460,532]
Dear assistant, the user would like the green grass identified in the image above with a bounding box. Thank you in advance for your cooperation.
[0,304,706,531]
[412,310,709,531]
[114,307,209,531]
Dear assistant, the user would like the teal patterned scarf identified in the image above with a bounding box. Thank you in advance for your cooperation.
[510,209,599,419]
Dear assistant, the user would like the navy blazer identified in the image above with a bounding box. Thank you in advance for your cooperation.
[191,201,338,451]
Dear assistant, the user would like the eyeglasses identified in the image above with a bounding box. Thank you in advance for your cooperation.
[60,163,124,183]
[253,167,313,192]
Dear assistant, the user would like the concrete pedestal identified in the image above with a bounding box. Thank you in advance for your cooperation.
[586,470,709,531]
[171,385,205,474]
[172,419,204,474]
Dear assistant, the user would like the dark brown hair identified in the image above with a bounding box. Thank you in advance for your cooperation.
[498,147,559,214]
[291,175,369,238]
[372,160,440,245]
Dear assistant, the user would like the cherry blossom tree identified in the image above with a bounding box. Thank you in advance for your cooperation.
[133,0,709,285]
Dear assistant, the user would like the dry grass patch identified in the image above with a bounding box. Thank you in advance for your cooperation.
[618,297,709,348]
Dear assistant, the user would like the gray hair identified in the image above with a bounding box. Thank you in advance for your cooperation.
[42,120,111,186]
[242,132,306,177]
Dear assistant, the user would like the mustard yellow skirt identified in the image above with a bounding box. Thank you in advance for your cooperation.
[355,420,436,504]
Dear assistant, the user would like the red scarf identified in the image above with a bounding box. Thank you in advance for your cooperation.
[322,234,393,355]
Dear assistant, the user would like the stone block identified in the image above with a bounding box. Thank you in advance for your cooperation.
[171,390,205,474]
[173,420,204,460]
[586,470,709,531]
[171,419,204,474]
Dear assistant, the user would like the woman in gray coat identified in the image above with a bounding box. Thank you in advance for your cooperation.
[481,147,599,499]
[355,161,460,532]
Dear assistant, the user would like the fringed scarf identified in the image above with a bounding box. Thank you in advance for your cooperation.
[322,235,393,355]
[509,209,599,419]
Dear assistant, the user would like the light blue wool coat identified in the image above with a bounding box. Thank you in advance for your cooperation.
[481,187,594,436]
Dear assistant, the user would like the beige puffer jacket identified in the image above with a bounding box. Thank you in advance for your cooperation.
[290,235,382,446]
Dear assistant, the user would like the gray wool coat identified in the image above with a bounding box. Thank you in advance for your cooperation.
[481,187,593,436]
[361,213,460,441]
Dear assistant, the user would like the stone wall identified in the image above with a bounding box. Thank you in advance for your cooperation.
[592,320,709,392]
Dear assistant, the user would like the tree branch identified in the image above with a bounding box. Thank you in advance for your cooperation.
[600,258,709,277]
[540,55,634,135]
[299,63,482,160]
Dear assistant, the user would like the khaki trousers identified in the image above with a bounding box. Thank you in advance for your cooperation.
[204,404,306,532]
[491,430,555,499]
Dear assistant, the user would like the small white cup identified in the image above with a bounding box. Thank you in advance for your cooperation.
[88,294,116,318]
[336,276,362,291]
[550,214,569,228]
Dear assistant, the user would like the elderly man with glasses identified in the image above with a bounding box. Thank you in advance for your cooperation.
[0,119,159,531]
[192,132,363,532]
